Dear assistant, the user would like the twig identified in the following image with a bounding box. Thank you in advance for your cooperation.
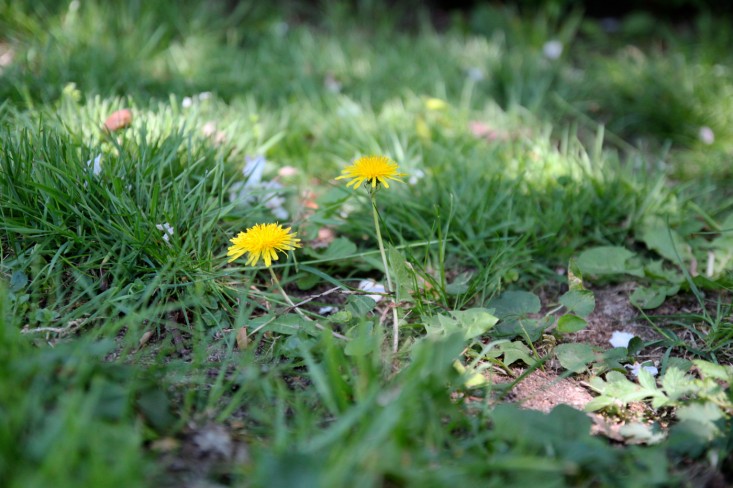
[21,318,88,337]
[268,268,349,341]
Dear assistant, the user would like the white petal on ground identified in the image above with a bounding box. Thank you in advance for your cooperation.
[243,155,266,188]
[192,424,233,459]
[278,166,298,177]
[202,121,217,137]
[358,279,386,302]
[86,154,102,176]
[699,126,715,145]
[324,74,342,93]
[408,169,425,185]
[628,362,659,377]
[258,181,289,219]
[609,331,635,348]
[156,222,174,243]
[318,306,336,315]
[466,67,484,81]
[269,202,289,220]
[230,157,290,218]
[543,40,563,60]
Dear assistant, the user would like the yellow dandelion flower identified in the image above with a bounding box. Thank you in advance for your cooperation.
[425,97,447,111]
[335,155,407,190]
[227,223,301,267]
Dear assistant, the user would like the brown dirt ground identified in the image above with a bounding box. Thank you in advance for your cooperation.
[496,283,723,415]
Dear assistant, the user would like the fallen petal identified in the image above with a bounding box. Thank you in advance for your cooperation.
[609,331,635,348]
[103,109,133,132]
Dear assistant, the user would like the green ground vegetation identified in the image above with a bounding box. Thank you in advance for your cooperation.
[1,1,732,486]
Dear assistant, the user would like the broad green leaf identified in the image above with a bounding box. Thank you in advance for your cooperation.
[710,214,733,277]
[461,309,501,336]
[496,341,535,367]
[252,313,318,336]
[667,419,715,456]
[328,310,352,323]
[344,321,376,357]
[666,357,693,373]
[587,370,667,410]
[595,347,628,373]
[585,396,616,412]
[464,372,488,388]
[137,386,175,432]
[492,316,550,342]
[423,308,498,340]
[346,295,376,316]
[618,422,666,445]
[10,271,28,292]
[487,291,545,342]
[411,333,466,377]
[559,289,595,317]
[637,368,658,391]
[639,223,692,264]
[555,343,595,373]
[661,366,697,402]
[320,237,357,260]
[492,404,593,448]
[486,290,541,318]
[627,336,644,357]
[445,271,472,295]
[93,378,129,421]
[676,402,724,425]
[576,246,643,276]
[643,260,682,283]
[630,283,679,309]
[453,360,488,388]
[556,314,587,334]
[295,272,320,291]
[675,403,723,441]
[282,335,317,354]
[693,359,733,381]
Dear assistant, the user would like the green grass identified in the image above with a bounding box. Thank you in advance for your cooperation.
[1,1,732,486]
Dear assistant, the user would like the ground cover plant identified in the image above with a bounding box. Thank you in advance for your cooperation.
[1,1,732,486]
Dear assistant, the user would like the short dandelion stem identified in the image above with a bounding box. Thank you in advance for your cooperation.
[268,267,300,312]
[268,267,349,341]
[370,190,400,353]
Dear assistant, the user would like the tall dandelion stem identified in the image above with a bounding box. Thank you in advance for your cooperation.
[370,190,400,353]
[336,155,407,353]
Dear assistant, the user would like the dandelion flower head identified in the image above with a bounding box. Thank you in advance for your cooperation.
[227,223,301,267]
[335,155,407,189]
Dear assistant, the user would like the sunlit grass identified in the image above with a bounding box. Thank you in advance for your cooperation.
[1,1,732,486]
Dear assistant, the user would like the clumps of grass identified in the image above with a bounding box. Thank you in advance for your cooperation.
[0,283,156,487]
[2,1,733,487]
[0,88,293,332]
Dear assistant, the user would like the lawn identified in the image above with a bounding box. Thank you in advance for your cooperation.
[1,1,732,486]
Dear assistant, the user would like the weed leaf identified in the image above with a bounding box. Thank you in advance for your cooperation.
[423,308,498,340]
[559,289,596,317]
[555,343,595,373]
